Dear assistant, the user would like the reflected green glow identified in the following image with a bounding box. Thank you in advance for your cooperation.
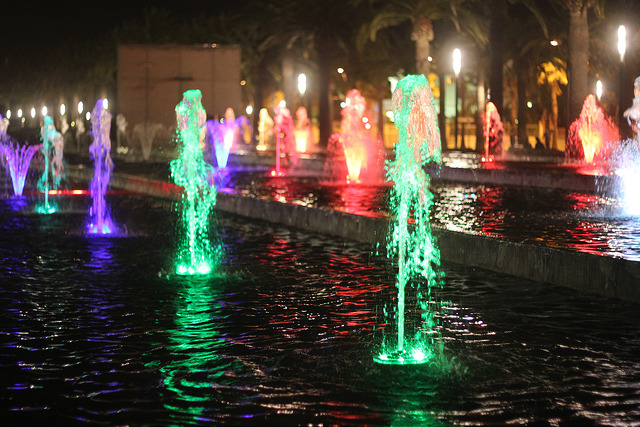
[170,90,219,275]
[375,74,442,365]
[158,277,226,423]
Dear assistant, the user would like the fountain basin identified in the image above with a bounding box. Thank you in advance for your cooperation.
[1,192,640,425]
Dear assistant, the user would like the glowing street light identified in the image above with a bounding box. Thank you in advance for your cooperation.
[78,101,84,115]
[618,25,627,137]
[30,108,36,119]
[6,110,10,119]
[453,48,462,149]
[618,25,626,63]
[103,98,109,110]
[17,109,22,118]
[60,104,66,116]
[596,80,603,101]
[42,106,48,116]
[297,73,307,96]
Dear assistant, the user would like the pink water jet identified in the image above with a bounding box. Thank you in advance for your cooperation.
[567,94,619,164]
[481,102,504,161]
[271,104,296,176]
[326,89,384,183]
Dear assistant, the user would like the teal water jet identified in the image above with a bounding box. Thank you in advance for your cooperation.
[374,75,442,365]
[170,90,219,275]
[36,115,63,214]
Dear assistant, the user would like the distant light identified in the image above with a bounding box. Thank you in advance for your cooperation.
[550,40,558,47]
[42,106,47,116]
[85,112,90,120]
[452,48,461,77]
[618,25,626,61]
[596,80,603,101]
[278,100,286,108]
[527,101,533,108]
[337,67,344,74]
[30,108,35,118]
[385,111,394,121]
[103,98,109,109]
[340,101,347,109]
[17,109,22,118]
[78,101,83,114]
[362,117,369,123]
[240,80,246,86]
[297,73,307,96]
[6,110,10,119]
[60,104,66,115]
[246,105,253,115]
[427,56,433,62]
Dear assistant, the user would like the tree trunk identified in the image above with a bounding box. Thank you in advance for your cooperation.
[551,81,559,150]
[516,59,529,147]
[486,0,506,117]
[411,16,434,76]
[316,38,332,148]
[568,2,589,127]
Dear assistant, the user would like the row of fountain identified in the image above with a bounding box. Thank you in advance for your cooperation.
[2,75,640,366]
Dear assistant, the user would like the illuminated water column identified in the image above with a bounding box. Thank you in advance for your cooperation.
[0,142,39,196]
[374,74,442,365]
[170,90,219,275]
[87,100,116,234]
[36,115,61,213]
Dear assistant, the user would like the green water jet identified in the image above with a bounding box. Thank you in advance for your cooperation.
[170,90,219,275]
[374,74,442,365]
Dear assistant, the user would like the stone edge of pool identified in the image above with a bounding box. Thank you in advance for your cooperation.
[66,166,640,304]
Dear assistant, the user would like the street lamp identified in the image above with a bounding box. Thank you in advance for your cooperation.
[452,48,461,150]
[596,80,603,102]
[618,25,627,137]
[298,73,307,110]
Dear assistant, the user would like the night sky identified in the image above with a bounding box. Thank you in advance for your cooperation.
[2,0,241,57]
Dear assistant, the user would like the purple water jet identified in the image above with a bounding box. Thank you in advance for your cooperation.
[87,100,116,235]
[0,139,39,196]
[206,108,247,169]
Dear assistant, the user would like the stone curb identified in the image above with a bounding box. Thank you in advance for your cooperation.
[65,166,640,303]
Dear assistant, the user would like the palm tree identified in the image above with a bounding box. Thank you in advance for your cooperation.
[562,0,606,125]
[251,0,369,148]
[358,0,472,76]
[537,59,568,150]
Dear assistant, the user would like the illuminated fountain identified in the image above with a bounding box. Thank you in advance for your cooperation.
[271,103,295,176]
[613,76,640,216]
[327,89,384,183]
[566,94,619,164]
[36,115,64,214]
[170,89,219,275]
[133,122,163,161]
[481,101,504,161]
[0,140,39,196]
[87,100,116,235]
[374,74,442,365]
[0,114,8,137]
[257,108,274,151]
[206,108,247,169]
[294,106,313,153]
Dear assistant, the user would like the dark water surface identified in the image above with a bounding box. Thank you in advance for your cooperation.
[1,194,640,426]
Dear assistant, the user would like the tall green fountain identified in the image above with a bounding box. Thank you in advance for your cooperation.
[170,90,218,275]
[374,74,442,365]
